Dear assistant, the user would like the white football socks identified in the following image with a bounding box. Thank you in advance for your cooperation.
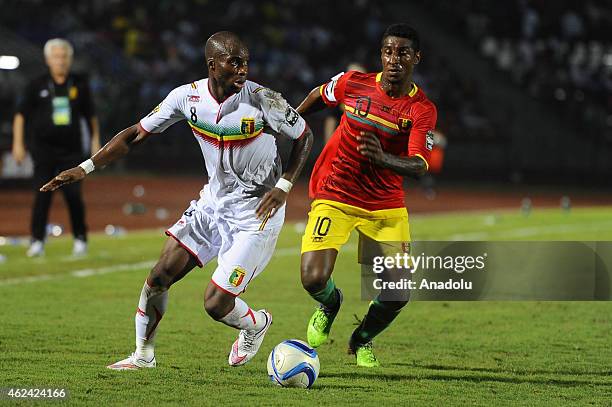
[135,281,168,360]
[219,297,267,331]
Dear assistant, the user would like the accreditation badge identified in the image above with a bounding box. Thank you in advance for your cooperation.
[52,96,71,126]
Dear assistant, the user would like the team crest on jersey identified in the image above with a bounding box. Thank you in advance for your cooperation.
[399,118,412,131]
[188,95,200,103]
[426,130,435,150]
[241,117,255,135]
[229,267,246,287]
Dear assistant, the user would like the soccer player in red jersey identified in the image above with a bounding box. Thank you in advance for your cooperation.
[296,24,437,367]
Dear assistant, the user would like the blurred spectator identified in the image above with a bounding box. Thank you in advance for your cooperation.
[12,38,100,257]
[426,0,612,142]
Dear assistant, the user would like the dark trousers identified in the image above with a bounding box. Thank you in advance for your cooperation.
[31,156,87,242]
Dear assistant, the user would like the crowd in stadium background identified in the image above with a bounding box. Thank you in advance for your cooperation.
[1,0,611,180]
[427,0,612,148]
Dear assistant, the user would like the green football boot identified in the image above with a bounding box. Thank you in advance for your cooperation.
[348,337,381,368]
[306,289,343,348]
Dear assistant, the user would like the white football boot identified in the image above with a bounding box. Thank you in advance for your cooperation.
[26,240,44,258]
[72,239,88,256]
[107,353,156,370]
[228,310,272,367]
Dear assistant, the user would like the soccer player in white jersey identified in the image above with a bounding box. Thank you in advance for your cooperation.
[41,31,313,369]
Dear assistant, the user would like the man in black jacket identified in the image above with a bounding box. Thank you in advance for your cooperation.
[12,38,100,257]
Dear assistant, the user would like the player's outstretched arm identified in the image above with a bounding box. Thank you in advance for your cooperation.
[357,131,427,177]
[40,124,151,192]
[296,87,327,117]
[255,126,314,218]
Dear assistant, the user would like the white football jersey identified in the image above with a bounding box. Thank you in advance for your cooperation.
[140,79,306,224]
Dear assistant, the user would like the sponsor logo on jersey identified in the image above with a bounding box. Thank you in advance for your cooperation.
[188,95,200,103]
[285,106,299,126]
[229,267,246,287]
[426,130,435,150]
[399,118,412,131]
[241,117,255,135]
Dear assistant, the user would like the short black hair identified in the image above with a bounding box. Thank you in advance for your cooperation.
[382,23,420,52]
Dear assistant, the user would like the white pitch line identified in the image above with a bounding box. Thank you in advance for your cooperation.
[0,260,156,287]
[71,261,157,278]
[0,244,358,288]
[0,274,55,285]
[2,219,608,286]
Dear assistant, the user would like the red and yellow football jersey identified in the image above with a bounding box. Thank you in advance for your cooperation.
[310,71,437,211]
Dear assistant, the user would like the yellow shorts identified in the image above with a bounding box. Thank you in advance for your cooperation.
[300,199,411,254]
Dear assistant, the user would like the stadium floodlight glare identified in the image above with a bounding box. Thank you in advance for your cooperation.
[0,55,20,70]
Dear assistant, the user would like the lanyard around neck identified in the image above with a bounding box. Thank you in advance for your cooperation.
[48,77,73,98]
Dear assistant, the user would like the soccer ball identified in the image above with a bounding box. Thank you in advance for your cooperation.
[267,339,320,388]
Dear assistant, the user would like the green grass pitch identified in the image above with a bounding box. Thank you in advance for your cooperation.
[1,207,611,405]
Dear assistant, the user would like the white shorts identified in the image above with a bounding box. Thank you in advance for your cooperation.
[166,197,283,296]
